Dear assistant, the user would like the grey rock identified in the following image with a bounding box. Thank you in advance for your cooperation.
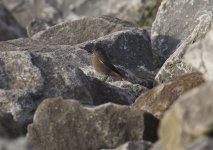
[184,136,213,150]
[0,51,43,95]
[0,137,34,150]
[27,97,159,150]
[31,16,134,45]
[0,39,143,106]
[152,0,213,61]
[0,111,21,138]
[159,82,213,150]
[153,0,213,83]
[0,2,26,41]
[0,89,36,133]
[184,25,213,81]
[102,140,152,150]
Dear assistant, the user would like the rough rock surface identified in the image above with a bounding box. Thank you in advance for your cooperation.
[0,138,34,150]
[0,111,20,138]
[0,16,156,132]
[184,25,213,81]
[152,0,213,61]
[2,0,161,26]
[27,97,159,150]
[31,16,135,45]
[159,82,213,150]
[0,90,36,133]
[0,3,26,41]
[102,140,152,150]
[132,72,205,119]
[153,0,213,83]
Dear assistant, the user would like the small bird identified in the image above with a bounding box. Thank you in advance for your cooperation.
[92,47,125,81]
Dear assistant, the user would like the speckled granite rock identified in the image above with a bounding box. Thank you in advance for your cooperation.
[159,82,213,150]
[27,97,159,150]
[133,72,204,119]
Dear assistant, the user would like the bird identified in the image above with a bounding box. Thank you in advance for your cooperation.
[92,47,125,81]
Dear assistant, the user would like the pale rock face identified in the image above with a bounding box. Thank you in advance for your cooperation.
[184,27,213,81]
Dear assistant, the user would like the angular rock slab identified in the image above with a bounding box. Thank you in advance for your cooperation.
[159,82,213,150]
[27,97,159,150]
[154,2,213,83]
[0,3,26,41]
[31,16,134,45]
[133,72,204,119]
[184,26,213,81]
[151,0,213,61]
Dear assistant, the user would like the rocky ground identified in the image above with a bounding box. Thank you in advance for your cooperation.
[0,0,213,150]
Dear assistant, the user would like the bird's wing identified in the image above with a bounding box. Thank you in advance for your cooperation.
[98,53,124,77]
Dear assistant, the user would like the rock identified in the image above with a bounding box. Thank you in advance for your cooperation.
[102,140,152,150]
[159,82,213,150]
[184,136,213,150]
[0,137,34,150]
[31,16,134,45]
[0,2,26,41]
[0,51,43,95]
[2,0,161,26]
[0,38,144,105]
[0,111,21,138]
[0,89,36,133]
[184,25,213,81]
[152,0,213,83]
[152,0,213,61]
[27,97,159,150]
[132,72,205,119]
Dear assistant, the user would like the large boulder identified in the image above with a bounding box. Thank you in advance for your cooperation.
[159,82,213,150]
[0,3,26,41]
[132,72,204,119]
[27,97,159,150]
[153,0,213,83]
